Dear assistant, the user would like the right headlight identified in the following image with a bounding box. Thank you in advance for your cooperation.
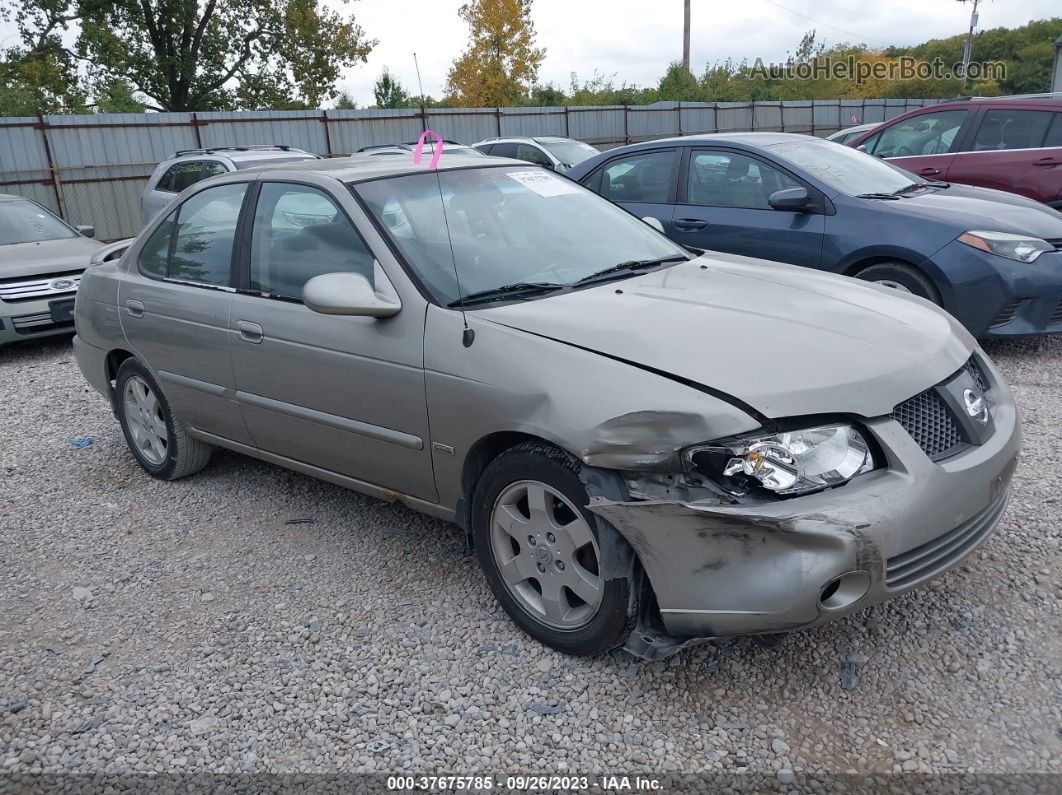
[958,230,1053,263]
[685,423,876,498]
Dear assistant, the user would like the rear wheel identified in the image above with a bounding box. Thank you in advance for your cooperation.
[115,359,212,480]
[854,261,941,305]
[472,443,635,655]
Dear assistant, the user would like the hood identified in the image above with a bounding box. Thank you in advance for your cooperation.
[477,255,974,419]
[882,184,1062,239]
[0,236,104,279]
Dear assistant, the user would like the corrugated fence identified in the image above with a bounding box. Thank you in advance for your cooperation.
[0,98,938,240]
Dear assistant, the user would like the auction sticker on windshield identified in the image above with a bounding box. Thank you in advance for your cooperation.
[507,170,580,197]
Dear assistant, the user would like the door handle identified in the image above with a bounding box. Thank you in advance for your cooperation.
[918,167,942,176]
[234,320,264,344]
[1032,157,1058,167]
[125,299,144,318]
[674,218,709,231]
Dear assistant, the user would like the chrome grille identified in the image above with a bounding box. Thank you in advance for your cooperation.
[0,272,82,302]
[891,389,966,461]
[886,488,1009,588]
[963,356,990,394]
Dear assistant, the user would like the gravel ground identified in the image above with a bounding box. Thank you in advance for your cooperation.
[1,336,1060,788]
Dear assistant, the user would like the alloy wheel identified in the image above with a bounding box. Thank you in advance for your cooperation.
[489,480,603,629]
[123,375,168,466]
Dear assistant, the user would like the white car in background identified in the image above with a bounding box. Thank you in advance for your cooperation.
[141,145,319,226]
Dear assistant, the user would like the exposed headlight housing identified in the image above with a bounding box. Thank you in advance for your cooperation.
[958,230,1053,263]
[685,424,876,497]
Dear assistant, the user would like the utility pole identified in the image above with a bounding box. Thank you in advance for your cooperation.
[958,0,980,88]
[683,0,691,73]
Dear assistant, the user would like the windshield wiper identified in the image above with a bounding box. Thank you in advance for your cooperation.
[855,192,901,200]
[893,181,950,195]
[447,281,565,308]
[571,254,690,287]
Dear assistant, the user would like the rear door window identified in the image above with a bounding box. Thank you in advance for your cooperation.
[158,161,204,193]
[161,183,247,285]
[597,149,677,204]
[970,109,1055,151]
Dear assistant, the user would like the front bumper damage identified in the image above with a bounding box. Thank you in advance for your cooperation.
[583,370,1020,660]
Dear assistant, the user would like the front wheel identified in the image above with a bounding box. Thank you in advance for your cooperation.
[472,443,635,656]
[855,261,941,305]
[114,359,213,480]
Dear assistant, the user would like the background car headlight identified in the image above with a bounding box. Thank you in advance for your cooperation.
[685,424,875,497]
[958,230,1053,263]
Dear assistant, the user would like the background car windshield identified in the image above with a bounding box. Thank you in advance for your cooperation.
[0,200,76,245]
[768,140,918,196]
[356,166,684,304]
[540,140,598,166]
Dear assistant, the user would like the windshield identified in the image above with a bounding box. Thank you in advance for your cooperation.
[540,140,599,167]
[355,165,685,305]
[0,200,76,245]
[768,140,919,196]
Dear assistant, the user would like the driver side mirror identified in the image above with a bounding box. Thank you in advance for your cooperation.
[304,270,401,318]
[768,187,811,212]
[856,144,868,153]
[76,224,96,238]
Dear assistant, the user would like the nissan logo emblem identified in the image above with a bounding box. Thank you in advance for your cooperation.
[963,388,989,424]
[50,278,75,290]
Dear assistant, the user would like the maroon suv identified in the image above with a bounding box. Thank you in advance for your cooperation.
[848,95,1062,209]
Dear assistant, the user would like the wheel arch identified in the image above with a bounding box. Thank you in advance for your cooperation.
[841,253,950,306]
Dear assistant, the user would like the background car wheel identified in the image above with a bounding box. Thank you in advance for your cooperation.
[855,262,941,305]
[115,359,212,480]
[472,442,635,656]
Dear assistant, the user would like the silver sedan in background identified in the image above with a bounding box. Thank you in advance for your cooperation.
[72,153,1019,659]
[0,194,103,348]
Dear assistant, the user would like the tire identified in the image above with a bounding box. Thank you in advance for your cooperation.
[854,261,941,305]
[472,442,635,656]
[114,358,212,480]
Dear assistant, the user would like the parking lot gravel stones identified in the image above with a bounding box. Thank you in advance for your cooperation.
[1,337,1060,784]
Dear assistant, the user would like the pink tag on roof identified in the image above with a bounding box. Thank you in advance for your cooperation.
[413,129,443,170]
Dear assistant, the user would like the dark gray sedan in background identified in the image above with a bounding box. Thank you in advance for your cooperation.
[73,153,1019,658]
[567,133,1062,338]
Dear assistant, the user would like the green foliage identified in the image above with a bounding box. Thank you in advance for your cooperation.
[2,0,376,112]
[373,69,410,109]
[446,0,545,106]
[94,78,145,113]
[334,91,358,110]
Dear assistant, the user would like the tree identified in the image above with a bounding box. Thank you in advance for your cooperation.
[94,78,145,112]
[446,0,545,106]
[0,0,87,114]
[657,61,700,101]
[334,91,358,109]
[373,69,410,108]
[3,0,377,112]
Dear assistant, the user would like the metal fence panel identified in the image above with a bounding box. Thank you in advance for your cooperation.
[0,98,938,239]
[196,110,328,155]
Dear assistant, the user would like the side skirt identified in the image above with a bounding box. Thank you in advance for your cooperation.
[190,428,456,523]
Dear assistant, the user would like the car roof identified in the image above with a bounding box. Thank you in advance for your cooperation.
[476,136,578,144]
[0,193,30,202]
[625,131,820,148]
[239,151,526,183]
[168,146,316,162]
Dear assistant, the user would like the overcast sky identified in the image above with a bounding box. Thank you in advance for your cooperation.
[339,0,1060,105]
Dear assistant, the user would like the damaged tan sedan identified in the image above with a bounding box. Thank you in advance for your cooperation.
[73,154,1020,659]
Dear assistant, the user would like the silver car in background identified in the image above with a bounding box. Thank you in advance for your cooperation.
[73,153,1019,659]
[0,194,103,347]
[140,145,319,226]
